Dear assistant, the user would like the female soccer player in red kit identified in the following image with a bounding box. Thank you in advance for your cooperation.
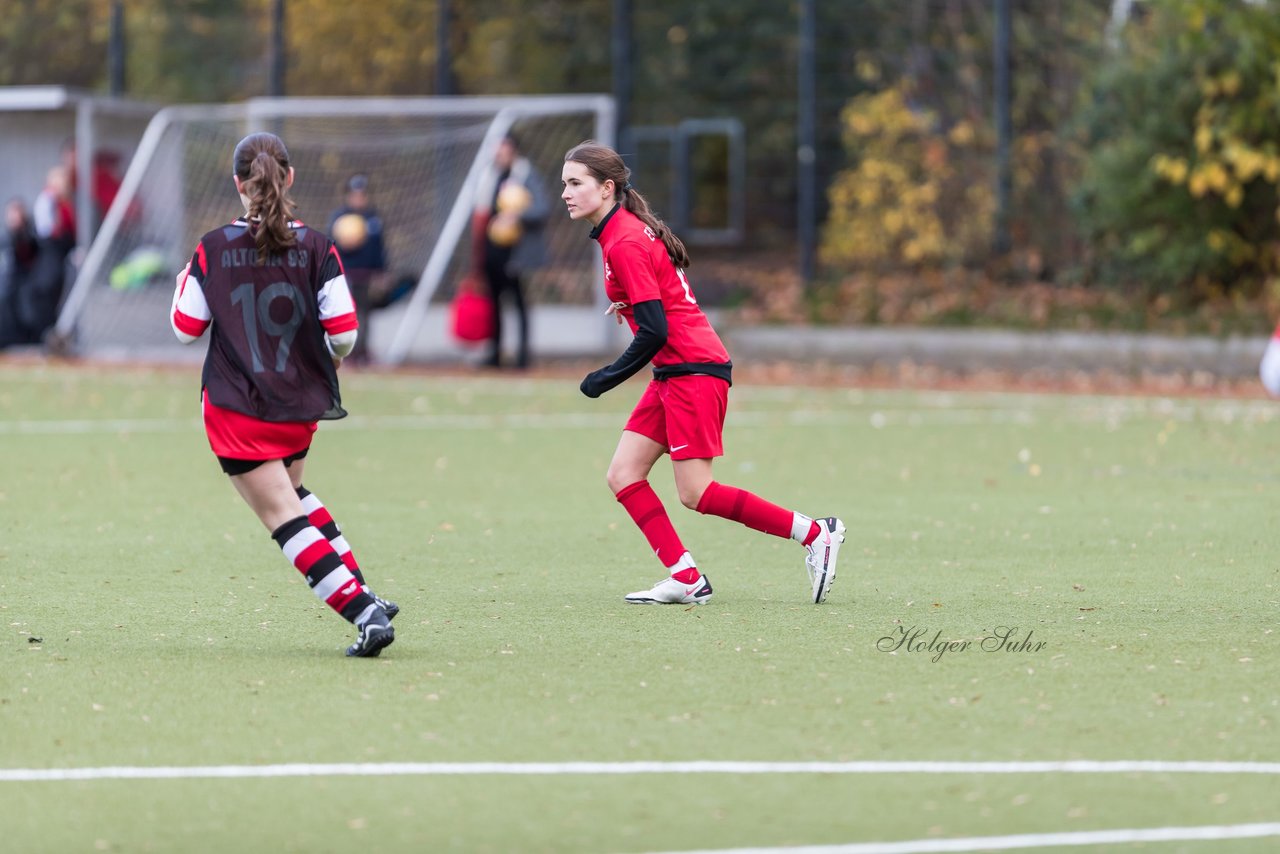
[170,132,397,656]
[562,141,845,605]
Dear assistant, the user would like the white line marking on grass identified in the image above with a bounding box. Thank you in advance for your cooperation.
[2,395,1278,436]
[0,417,200,434]
[640,822,1280,854]
[4,759,1280,782]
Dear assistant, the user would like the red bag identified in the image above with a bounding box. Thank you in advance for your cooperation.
[450,275,493,344]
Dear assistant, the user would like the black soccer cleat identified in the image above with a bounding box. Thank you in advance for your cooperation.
[346,608,395,658]
[373,593,399,622]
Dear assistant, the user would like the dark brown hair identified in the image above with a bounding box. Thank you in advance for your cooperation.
[233,132,297,262]
[565,140,690,268]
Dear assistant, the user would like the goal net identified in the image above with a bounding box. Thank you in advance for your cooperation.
[55,95,617,364]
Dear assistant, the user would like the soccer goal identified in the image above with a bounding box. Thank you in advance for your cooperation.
[54,95,617,364]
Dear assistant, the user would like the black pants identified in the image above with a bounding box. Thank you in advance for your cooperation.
[344,269,374,363]
[483,245,529,368]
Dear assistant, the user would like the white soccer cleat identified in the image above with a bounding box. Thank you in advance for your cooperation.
[624,573,714,605]
[805,517,845,604]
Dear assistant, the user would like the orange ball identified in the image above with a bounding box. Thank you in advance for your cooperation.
[331,213,368,251]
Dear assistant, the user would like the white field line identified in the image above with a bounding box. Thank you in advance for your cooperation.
[641,822,1280,854]
[2,397,1276,436]
[3,759,1280,783]
[0,409,1012,435]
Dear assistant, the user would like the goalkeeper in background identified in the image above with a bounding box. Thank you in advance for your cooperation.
[169,132,398,657]
[327,173,387,365]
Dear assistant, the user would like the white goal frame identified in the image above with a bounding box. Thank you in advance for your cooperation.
[55,95,617,364]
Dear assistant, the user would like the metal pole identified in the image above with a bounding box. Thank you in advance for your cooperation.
[993,0,1013,255]
[611,0,632,150]
[798,0,817,285]
[108,1,126,96]
[269,0,286,97]
[436,0,454,94]
[75,99,95,252]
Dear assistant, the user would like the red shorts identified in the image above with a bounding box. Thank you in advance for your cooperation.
[202,390,317,460]
[623,375,728,460]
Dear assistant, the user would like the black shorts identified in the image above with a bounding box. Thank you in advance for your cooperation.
[217,446,310,476]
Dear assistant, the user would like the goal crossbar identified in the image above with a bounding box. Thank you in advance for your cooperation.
[55,95,616,363]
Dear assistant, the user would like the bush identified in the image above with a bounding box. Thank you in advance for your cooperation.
[1072,0,1280,297]
[821,85,994,271]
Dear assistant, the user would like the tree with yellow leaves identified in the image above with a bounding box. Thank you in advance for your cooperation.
[821,85,993,270]
[1075,0,1280,297]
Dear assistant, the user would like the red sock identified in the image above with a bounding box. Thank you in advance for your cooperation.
[615,480,689,568]
[695,481,794,539]
[801,520,821,546]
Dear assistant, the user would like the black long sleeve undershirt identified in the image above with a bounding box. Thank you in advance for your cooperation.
[579,299,668,398]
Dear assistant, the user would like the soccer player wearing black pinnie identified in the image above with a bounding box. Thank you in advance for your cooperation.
[170,132,397,657]
[562,141,846,605]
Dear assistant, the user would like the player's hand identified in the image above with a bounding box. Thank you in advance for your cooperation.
[605,301,627,325]
[580,371,605,398]
[332,356,343,370]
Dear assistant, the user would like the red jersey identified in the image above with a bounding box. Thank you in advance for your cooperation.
[593,206,730,373]
[171,219,357,423]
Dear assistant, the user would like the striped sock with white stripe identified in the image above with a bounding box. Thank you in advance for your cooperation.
[295,486,366,588]
[271,516,376,624]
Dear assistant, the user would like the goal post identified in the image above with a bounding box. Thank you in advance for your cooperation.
[55,95,617,363]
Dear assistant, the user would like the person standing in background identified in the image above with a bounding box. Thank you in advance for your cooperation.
[328,174,386,365]
[22,166,77,343]
[0,198,40,347]
[472,134,548,369]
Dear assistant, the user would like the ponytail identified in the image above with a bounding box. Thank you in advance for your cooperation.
[621,187,690,269]
[565,140,691,268]
[233,133,297,262]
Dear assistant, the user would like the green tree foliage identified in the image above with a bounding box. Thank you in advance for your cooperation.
[1073,0,1280,296]
[821,0,1110,276]
[125,0,264,101]
[0,0,110,88]
[453,0,610,94]
[284,0,438,96]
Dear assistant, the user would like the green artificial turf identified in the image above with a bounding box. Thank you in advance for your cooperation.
[1,363,1277,852]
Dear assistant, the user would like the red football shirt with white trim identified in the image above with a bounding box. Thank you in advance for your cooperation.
[595,207,729,368]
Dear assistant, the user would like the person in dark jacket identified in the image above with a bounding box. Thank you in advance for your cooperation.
[327,174,387,364]
[472,134,548,369]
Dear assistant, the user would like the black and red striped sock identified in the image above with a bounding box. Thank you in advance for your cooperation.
[271,516,376,625]
[295,486,366,587]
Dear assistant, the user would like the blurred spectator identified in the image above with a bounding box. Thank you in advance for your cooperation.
[88,150,125,221]
[60,142,124,225]
[62,140,140,229]
[328,174,387,364]
[33,165,76,249]
[472,133,548,369]
[15,168,78,343]
[0,198,40,347]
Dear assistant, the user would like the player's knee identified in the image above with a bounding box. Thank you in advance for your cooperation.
[677,483,706,511]
[606,465,637,495]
